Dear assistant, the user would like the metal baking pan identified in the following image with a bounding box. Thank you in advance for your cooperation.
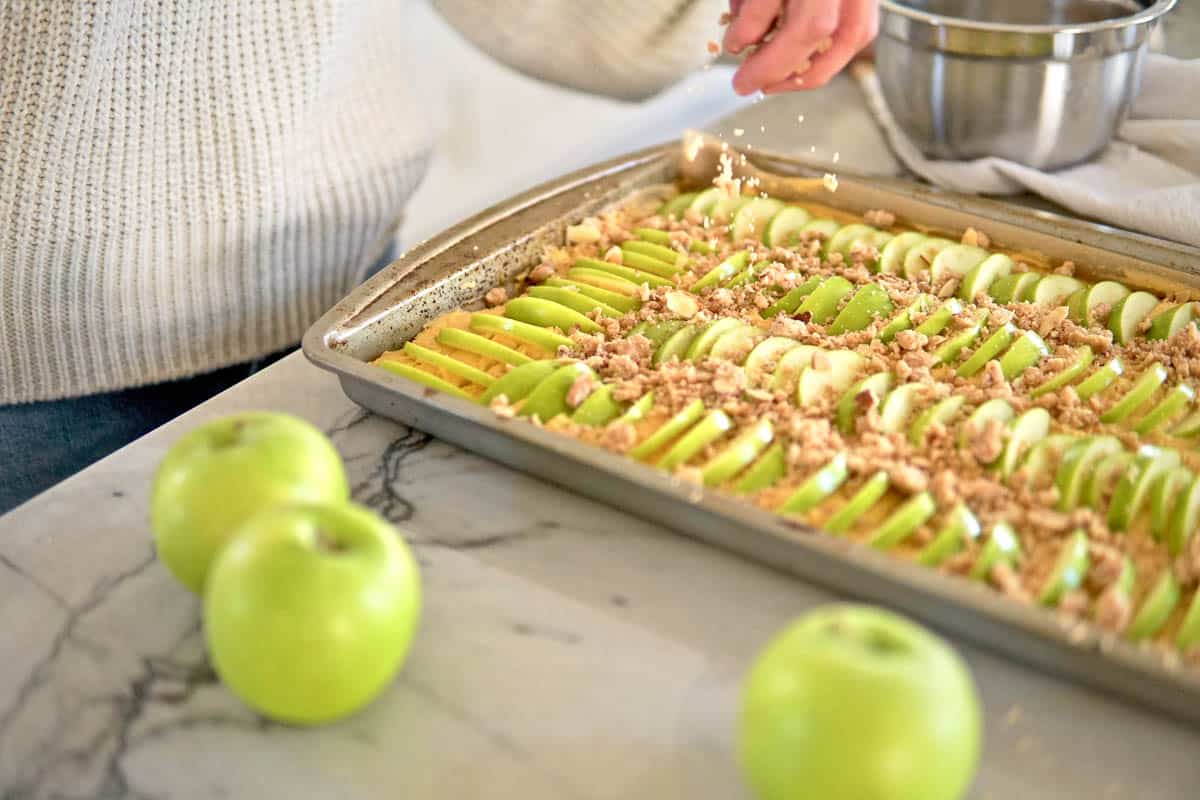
[303,134,1200,726]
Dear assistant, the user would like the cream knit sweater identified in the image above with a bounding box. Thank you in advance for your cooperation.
[0,0,719,403]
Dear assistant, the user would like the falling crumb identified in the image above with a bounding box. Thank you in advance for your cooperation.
[810,145,816,153]
[759,124,765,133]
[833,151,841,163]
[797,114,805,123]
[472,245,479,251]
[665,290,700,318]
[719,11,731,25]
[1003,706,1024,727]
[815,36,833,54]
[484,287,508,307]
[822,173,839,192]
[684,133,703,162]
[733,128,745,137]
[566,221,602,244]
[713,152,742,199]
[604,246,623,264]
[706,39,721,55]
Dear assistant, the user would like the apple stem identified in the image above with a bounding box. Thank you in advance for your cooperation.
[314,529,348,554]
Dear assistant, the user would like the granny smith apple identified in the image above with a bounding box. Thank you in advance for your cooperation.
[1099,363,1167,424]
[629,399,706,461]
[151,412,349,593]
[739,605,981,800]
[546,279,638,313]
[869,492,937,550]
[436,327,532,367]
[828,283,893,335]
[204,501,421,724]
[376,360,475,402]
[657,409,733,471]
[956,323,1016,378]
[796,277,855,325]
[825,471,891,534]
[914,298,963,337]
[701,419,774,486]
[402,342,495,389]
[734,443,788,494]
[778,454,849,514]
[469,313,573,353]
[1073,358,1123,402]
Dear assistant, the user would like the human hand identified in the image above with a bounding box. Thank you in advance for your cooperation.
[723,0,879,95]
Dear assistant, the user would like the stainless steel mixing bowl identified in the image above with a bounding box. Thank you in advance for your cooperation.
[876,0,1177,170]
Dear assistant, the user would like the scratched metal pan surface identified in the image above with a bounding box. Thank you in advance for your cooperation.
[303,135,1200,726]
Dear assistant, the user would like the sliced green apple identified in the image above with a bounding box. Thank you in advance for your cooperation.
[988,273,1039,304]
[828,283,894,335]
[479,359,560,405]
[629,320,687,349]
[565,267,643,297]
[686,187,724,218]
[403,342,495,388]
[1030,345,1094,398]
[1127,571,1181,642]
[377,360,476,402]
[1083,451,1136,510]
[998,329,1050,381]
[798,218,840,243]
[700,422,772,484]
[956,323,1017,378]
[658,409,734,471]
[1099,363,1168,424]
[520,362,596,422]
[1074,358,1124,402]
[996,407,1051,478]
[824,471,890,534]
[914,298,963,337]
[769,345,820,393]
[826,223,876,260]
[505,296,603,334]
[877,383,923,434]
[778,454,850,514]
[1108,291,1161,345]
[929,244,988,285]
[691,251,751,293]
[470,313,573,353]
[437,327,533,367]
[686,318,746,360]
[633,227,672,246]
[653,324,699,366]
[1150,466,1193,541]
[573,257,673,289]
[1171,409,1200,437]
[917,504,981,567]
[761,277,821,318]
[1015,434,1074,490]
[733,443,787,494]
[731,198,786,242]
[660,192,698,218]
[1029,275,1086,307]
[629,399,707,461]
[527,285,622,318]
[1070,280,1130,325]
[1167,474,1200,556]
[613,391,656,426]
[931,312,988,365]
[878,294,933,343]
[795,276,855,325]
[1056,435,1123,511]
[878,232,925,275]
[969,522,1022,581]
[1107,447,1182,531]
[544,278,639,313]
[909,395,966,447]
[709,194,751,224]
[796,350,867,406]
[1038,529,1090,607]
[620,249,684,278]
[957,398,1015,451]
[1134,383,1195,434]
[709,324,763,362]
[762,206,813,247]
[902,236,954,281]
[1176,589,1200,654]
[744,337,801,385]
[958,253,1014,302]
[869,491,937,550]
[836,372,894,434]
[1148,302,1196,341]
[571,384,623,426]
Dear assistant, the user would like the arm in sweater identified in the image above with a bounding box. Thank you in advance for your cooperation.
[431,0,724,101]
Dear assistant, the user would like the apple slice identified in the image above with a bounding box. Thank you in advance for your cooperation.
[545,278,639,313]
[998,330,1049,381]
[917,504,982,567]
[836,372,894,434]
[797,350,867,406]
[1083,451,1136,509]
[778,453,850,514]
[732,198,786,243]
[877,231,926,275]
[958,254,1014,302]
[613,391,655,426]
[957,398,1015,452]
[825,223,875,259]
[520,362,597,422]
[956,323,1017,378]
[660,192,698,218]
[573,257,673,289]
[829,284,895,335]
[763,206,813,247]
[772,453,849,515]
[1107,448,1182,531]
[796,276,855,325]
[1074,358,1124,401]
[734,442,787,494]
[1176,589,1200,654]
[1127,570,1181,642]
[692,251,751,292]
[995,408,1051,478]
[1030,345,1094,398]
[479,359,560,405]
[1038,530,1090,607]
[1171,409,1200,437]
[377,360,476,402]
[470,313,573,353]
[798,218,841,244]
[687,318,747,361]
[654,324,699,366]
[902,236,954,280]
[1150,466,1193,541]
[620,248,685,277]
[931,311,988,365]
[1069,280,1130,324]
[700,417,772,484]
[988,273,1039,304]
[1148,302,1197,340]
[745,337,801,384]
[725,260,766,289]
[869,492,937,550]
[709,194,751,224]
[634,227,672,246]
[690,240,713,254]
[505,296,603,334]
[527,286,622,318]
[878,294,933,343]
[914,298,964,337]
[687,187,724,217]
[824,471,891,534]
[770,345,820,393]
[655,408,733,471]
[709,324,764,362]
[969,522,1022,581]
[1014,434,1073,490]
[437,328,533,367]
[1108,291,1161,344]
[1134,383,1195,434]
[565,267,642,297]
[571,384,623,426]
[909,395,966,447]
[929,244,989,285]
[1099,363,1168,424]
[629,320,687,348]
[402,342,495,388]
[1056,435,1123,511]
[877,383,923,433]
[629,399,707,461]
[1167,473,1200,556]
[761,277,822,318]
[1028,275,1086,307]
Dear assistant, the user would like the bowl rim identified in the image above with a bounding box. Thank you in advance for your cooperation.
[879,0,1177,35]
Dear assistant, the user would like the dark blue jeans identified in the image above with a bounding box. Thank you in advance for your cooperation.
[0,244,395,515]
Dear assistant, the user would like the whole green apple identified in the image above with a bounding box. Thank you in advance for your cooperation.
[151,411,348,592]
[739,605,981,800]
[204,501,422,724]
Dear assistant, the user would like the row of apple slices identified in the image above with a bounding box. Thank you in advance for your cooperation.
[657,192,1195,346]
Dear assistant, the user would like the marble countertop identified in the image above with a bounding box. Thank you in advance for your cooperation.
[3,6,1199,798]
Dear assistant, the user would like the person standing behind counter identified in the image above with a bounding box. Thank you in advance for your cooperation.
[0,0,878,513]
